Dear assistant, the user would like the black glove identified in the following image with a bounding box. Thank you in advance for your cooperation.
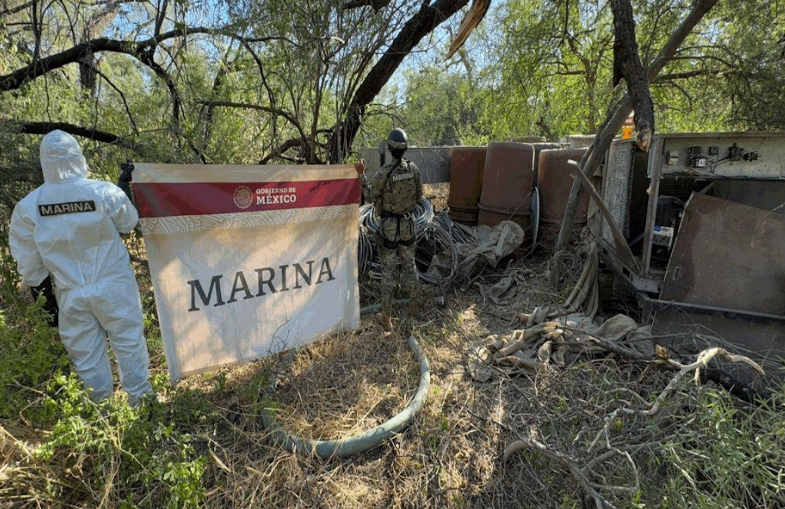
[118,162,135,206]
[30,275,59,328]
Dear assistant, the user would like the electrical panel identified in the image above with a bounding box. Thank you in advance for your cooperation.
[657,133,783,178]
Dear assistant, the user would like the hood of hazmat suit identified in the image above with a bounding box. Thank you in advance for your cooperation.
[9,130,152,403]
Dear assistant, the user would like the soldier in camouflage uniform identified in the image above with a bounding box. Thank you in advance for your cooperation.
[356,128,422,328]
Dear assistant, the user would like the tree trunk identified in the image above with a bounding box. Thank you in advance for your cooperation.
[549,0,721,288]
[611,0,654,151]
[327,0,471,163]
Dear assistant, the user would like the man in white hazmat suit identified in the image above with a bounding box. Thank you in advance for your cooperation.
[9,130,153,405]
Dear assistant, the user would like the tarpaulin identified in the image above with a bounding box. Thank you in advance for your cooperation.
[132,164,361,381]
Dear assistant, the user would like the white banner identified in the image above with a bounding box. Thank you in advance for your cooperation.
[132,164,360,381]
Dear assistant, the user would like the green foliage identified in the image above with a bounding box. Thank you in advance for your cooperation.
[36,374,209,509]
[657,386,785,508]
[362,0,785,146]
[0,230,213,508]
[2,1,785,507]
[0,233,68,419]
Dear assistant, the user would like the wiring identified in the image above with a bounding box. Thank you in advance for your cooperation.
[358,198,474,286]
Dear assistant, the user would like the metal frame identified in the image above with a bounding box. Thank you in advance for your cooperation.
[640,137,664,278]
[601,132,785,291]
[597,239,661,294]
[638,293,785,327]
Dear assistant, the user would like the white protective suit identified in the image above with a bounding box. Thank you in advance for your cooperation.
[9,130,152,404]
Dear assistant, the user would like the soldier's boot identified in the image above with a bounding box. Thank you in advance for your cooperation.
[408,296,419,319]
[375,311,392,330]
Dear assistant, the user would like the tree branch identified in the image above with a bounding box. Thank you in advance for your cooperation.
[198,100,307,146]
[611,0,654,151]
[0,0,33,17]
[136,46,182,126]
[5,120,133,147]
[154,0,168,36]
[549,0,721,288]
[327,0,471,163]
[342,0,391,11]
[0,25,216,92]
[93,67,138,132]
[657,69,721,80]
[260,138,302,164]
[201,48,236,148]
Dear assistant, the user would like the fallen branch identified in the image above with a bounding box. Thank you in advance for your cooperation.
[588,347,764,453]
[504,436,621,509]
[502,346,763,508]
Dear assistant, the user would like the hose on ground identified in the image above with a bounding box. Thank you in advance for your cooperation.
[261,301,431,459]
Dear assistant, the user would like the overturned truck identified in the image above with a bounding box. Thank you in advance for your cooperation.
[597,132,785,389]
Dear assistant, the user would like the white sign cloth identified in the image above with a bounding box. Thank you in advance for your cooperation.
[132,164,360,381]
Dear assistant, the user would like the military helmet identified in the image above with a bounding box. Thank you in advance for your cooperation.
[387,128,408,151]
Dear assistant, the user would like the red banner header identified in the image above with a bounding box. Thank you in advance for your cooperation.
[133,178,360,218]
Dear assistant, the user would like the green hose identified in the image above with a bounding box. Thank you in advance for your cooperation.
[260,301,434,459]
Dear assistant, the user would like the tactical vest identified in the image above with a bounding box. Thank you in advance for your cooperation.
[380,158,418,215]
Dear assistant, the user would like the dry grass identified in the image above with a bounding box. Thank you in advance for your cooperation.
[6,214,775,509]
[154,251,599,509]
[423,183,450,212]
[3,221,605,508]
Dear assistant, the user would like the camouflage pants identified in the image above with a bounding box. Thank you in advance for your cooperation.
[377,216,419,314]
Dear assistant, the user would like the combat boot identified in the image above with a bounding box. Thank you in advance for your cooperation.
[375,311,392,330]
[408,297,419,318]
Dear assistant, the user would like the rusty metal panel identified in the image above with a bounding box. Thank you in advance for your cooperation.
[537,148,590,224]
[659,193,785,313]
[653,193,785,383]
[477,142,535,229]
[448,147,486,208]
[710,181,785,218]
[448,146,486,225]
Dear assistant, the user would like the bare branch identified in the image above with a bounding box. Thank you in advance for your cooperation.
[657,69,722,80]
[154,0,168,36]
[93,67,138,132]
[4,120,133,147]
[198,100,307,145]
[504,437,618,509]
[260,138,302,165]
[0,25,217,92]
[342,0,391,11]
[0,0,33,17]
[328,0,471,162]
